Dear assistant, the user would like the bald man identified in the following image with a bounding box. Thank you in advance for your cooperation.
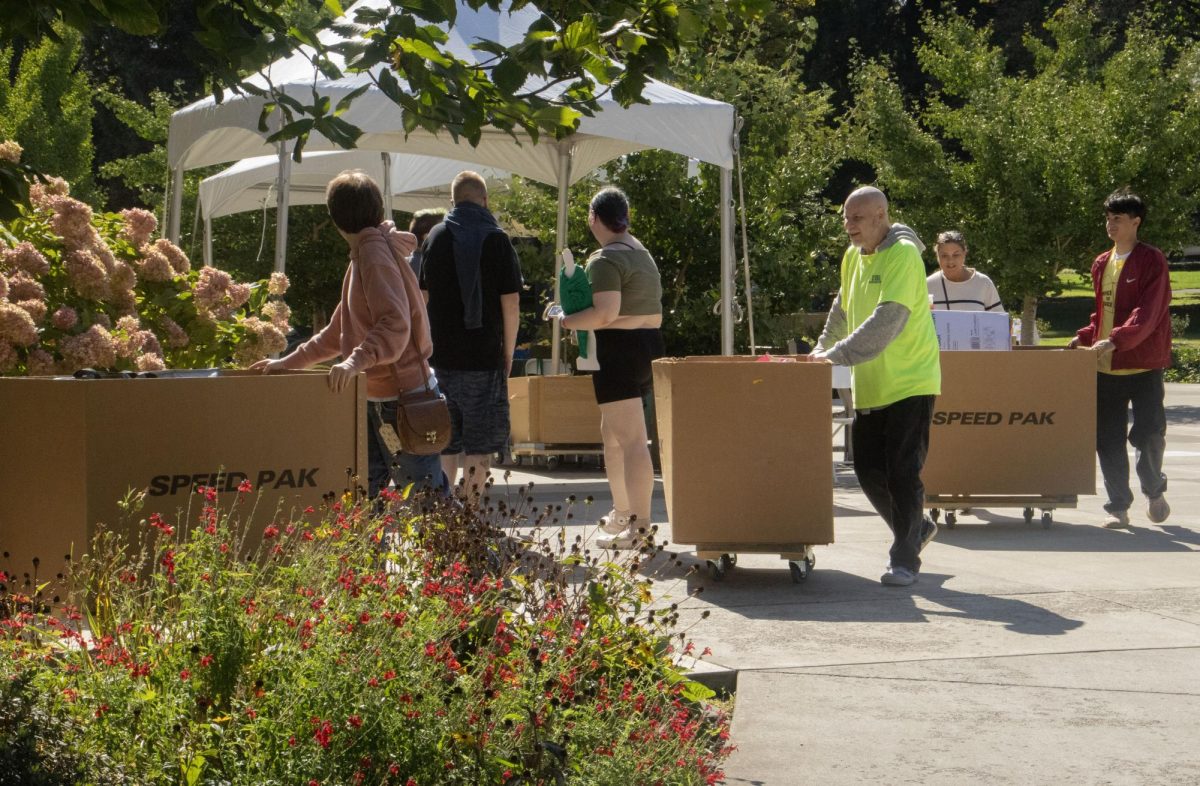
[813,187,941,587]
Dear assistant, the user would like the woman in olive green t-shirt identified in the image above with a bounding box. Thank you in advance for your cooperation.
[556,187,664,549]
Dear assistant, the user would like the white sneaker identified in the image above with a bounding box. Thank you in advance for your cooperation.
[1103,510,1131,529]
[596,526,642,550]
[598,509,632,535]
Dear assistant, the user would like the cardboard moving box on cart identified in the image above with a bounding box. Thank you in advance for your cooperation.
[652,357,834,548]
[508,375,601,444]
[932,310,1011,351]
[0,371,367,573]
[922,348,1096,497]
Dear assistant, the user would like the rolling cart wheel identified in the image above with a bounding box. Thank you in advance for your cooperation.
[929,508,941,523]
[546,455,561,471]
[1023,507,1035,526]
[945,511,957,529]
[1041,510,1053,529]
[706,559,726,581]
[512,455,523,467]
[789,560,809,583]
[721,553,737,571]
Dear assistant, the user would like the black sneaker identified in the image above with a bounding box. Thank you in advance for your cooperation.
[919,517,938,553]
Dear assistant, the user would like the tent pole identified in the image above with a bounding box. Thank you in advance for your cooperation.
[550,142,574,374]
[273,142,292,275]
[382,152,394,220]
[203,216,213,268]
[720,167,735,355]
[167,166,184,244]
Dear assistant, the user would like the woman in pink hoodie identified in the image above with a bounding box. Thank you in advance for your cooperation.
[252,170,446,497]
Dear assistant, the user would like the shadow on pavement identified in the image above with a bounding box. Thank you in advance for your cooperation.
[1165,404,1200,425]
[931,515,1200,553]
[670,568,1084,636]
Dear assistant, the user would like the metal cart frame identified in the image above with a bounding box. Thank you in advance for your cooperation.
[695,544,819,583]
[927,494,1078,530]
[508,441,603,471]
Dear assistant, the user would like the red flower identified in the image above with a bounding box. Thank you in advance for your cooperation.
[358,612,371,625]
[311,718,333,749]
[263,525,280,539]
[199,654,213,667]
[238,479,253,493]
[180,669,191,681]
[347,714,363,729]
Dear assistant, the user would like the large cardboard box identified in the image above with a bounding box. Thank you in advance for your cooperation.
[652,357,834,549]
[508,375,601,445]
[0,371,367,573]
[933,310,1011,351]
[922,349,1096,496]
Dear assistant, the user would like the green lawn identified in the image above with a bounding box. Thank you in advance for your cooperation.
[1057,268,1200,302]
[1041,268,1200,346]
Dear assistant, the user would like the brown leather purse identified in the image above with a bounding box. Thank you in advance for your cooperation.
[396,361,451,455]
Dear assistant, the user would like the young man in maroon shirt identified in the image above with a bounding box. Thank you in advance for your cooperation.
[1070,190,1172,529]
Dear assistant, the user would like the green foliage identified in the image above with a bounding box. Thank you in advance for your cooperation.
[0,484,731,784]
[851,1,1200,343]
[0,28,97,203]
[1167,343,1200,383]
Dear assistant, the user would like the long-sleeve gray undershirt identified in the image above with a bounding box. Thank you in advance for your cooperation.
[813,294,911,367]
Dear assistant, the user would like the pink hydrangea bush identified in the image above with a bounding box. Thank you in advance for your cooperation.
[0,145,288,375]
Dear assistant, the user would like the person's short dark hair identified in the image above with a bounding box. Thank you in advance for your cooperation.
[451,171,488,205]
[1104,189,1147,224]
[590,186,630,233]
[326,170,384,234]
[936,230,966,249]
[409,208,446,245]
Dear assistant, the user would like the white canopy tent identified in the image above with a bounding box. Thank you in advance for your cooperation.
[167,0,740,358]
[197,151,510,267]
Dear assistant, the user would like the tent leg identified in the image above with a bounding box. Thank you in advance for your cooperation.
[550,143,574,374]
[274,143,292,275]
[382,152,394,221]
[203,217,213,268]
[720,167,735,355]
[167,166,184,244]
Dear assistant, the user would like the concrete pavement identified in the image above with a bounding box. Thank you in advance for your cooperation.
[493,383,1200,785]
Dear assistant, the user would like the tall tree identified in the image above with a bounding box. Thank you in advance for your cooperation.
[0,27,97,202]
[852,0,1200,343]
[0,0,770,218]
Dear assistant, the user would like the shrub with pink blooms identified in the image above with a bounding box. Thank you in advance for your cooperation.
[0,484,732,785]
[0,146,289,375]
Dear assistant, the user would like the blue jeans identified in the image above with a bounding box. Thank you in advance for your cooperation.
[367,400,448,498]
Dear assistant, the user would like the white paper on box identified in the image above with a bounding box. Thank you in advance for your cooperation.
[933,310,1011,351]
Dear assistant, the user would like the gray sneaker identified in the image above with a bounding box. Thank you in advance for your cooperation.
[1103,510,1131,529]
[880,566,917,586]
[920,518,938,553]
[1147,495,1170,524]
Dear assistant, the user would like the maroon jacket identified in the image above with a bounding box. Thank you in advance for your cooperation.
[1075,242,1172,370]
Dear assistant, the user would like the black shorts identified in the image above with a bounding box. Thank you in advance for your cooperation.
[592,328,665,404]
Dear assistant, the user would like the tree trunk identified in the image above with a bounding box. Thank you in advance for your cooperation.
[1021,294,1039,346]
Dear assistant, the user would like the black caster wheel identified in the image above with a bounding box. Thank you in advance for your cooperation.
[945,511,957,529]
[1041,511,1053,529]
[546,455,561,471]
[707,559,726,581]
[929,508,941,523]
[789,559,810,583]
[1023,507,1035,526]
[721,553,737,570]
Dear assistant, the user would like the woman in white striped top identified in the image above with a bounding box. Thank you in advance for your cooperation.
[927,230,1002,311]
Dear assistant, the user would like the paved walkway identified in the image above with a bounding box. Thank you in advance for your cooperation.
[498,383,1200,785]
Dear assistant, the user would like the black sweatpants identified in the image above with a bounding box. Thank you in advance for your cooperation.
[852,395,936,572]
[1096,370,1167,513]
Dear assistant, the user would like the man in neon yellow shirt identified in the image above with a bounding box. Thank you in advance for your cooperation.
[1069,190,1172,529]
[813,187,942,587]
